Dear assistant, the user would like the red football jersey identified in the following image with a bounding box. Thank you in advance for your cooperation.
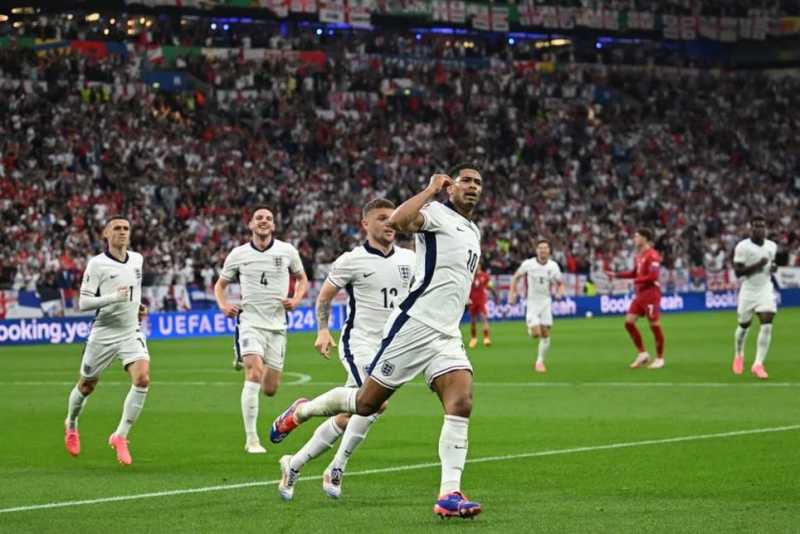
[616,248,661,294]
[470,271,491,300]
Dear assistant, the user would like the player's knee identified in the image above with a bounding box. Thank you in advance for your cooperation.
[262,385,278,397]
[354,396,381,417]
[78,379,97,396]
[446,395,472,418]
[245,369,261,383]
[377,400,389,414]
[335,413,351,429]
[739,322,751,329]
[133,374,150,388]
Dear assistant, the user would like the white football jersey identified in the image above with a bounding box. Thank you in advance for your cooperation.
[80,250,144,344]
[327,242,416,347]
[219,239,305,330]
[733,238,777,294]
[516,258,562,302]
[402,201,481,337]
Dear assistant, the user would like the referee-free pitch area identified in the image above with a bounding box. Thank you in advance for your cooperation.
[1,310,798,533]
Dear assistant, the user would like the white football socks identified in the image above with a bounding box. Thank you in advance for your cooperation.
[537,337,551,363]
[296,387,358,422]
[755,324,773,365]
[241,380,260,440]
[66,386,87,429]
[439,415,469,496]
[330,414,378,471]
[289,417,344,472]
[735,325,749,356]
[115,386,148,438]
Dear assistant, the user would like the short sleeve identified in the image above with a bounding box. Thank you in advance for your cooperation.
[420,201,446,233]
[733,243,747,264]
[219,250,239,282]
[288,246,305,276]
[327,252,355,288]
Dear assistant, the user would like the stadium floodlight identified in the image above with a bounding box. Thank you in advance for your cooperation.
[86,12,100,22]
[0,14,7,22]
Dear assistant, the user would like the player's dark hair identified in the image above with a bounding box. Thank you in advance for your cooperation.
[249,206,273,221]
[447,162,482,179]
[362,198,396,219]
[104,215,130,228]
[536,239,551,249]
[636,227,654,243]
[751,214,766,224]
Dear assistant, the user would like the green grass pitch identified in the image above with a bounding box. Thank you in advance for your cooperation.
[1,309,798,533]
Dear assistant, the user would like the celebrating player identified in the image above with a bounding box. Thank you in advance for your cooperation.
[607,228,665,369]
[732,215,778,379]
[467,264,495,349]
[508,239,565,373]
[271,165,484,519]
[214,207,308,454]
[64,216,150,465]
[277,198,415,500]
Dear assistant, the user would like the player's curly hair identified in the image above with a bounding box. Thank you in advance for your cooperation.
[447,162,482,179]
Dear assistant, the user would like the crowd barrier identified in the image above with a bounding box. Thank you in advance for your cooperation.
[1,289,798,346]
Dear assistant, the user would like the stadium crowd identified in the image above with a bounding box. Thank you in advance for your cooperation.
[1,22,799,308]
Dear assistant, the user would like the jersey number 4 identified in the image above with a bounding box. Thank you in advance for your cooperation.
[260,272,269,286]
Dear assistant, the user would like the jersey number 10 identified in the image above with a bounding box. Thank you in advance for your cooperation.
[467,250,479,273]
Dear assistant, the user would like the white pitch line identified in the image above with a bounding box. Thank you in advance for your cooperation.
[2,380,799,388]
[1,424,798,515]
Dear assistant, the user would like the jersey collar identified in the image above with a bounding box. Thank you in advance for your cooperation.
[363,240,394,258]
[443,200,474,224]
[104,250,129,264]
[250,239,275,253]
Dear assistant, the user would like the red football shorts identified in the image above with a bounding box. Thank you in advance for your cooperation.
[469,297,488,317]
[629,290,661,320]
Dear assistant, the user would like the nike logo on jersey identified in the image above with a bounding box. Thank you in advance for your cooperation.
[456,226,466,232]
[110,274,119,279]
[363,272,375,278]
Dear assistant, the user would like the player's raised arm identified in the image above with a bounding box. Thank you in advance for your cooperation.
[314,280,341,359]
[388,173,453,233]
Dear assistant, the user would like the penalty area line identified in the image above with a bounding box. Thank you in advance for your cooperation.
[1,424,799,514]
